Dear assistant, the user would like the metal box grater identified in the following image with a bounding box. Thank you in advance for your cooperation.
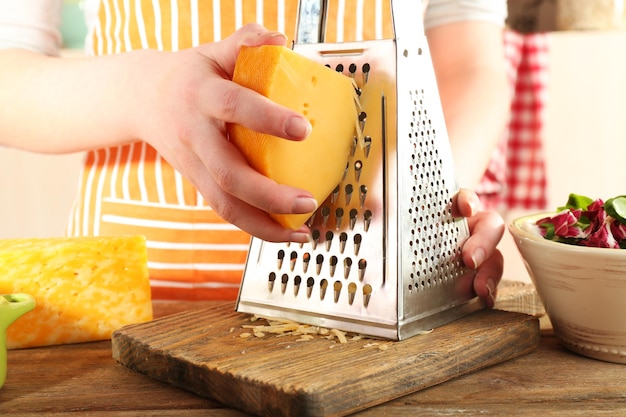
[235,0,484,340]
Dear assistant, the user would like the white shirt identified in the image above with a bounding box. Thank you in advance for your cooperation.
[0,0,507,55]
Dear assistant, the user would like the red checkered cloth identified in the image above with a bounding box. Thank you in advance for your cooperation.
[477,29,549,211]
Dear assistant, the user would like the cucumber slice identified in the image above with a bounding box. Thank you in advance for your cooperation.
[605,196,626,225]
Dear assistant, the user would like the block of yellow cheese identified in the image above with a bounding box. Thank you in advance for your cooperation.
[0,235,152,349]
[229,45,359,230]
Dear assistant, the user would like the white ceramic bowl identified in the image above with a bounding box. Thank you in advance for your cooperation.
[509,212,626,364]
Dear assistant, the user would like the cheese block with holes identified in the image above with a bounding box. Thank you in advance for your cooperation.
[0,235,152,349]
[228,45,359,230]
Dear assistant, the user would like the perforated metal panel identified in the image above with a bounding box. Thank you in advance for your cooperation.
[235,0,483,340]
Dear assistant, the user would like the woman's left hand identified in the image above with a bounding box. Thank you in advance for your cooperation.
[452,189,505,308]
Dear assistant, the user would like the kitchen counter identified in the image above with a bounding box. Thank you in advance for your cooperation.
[1,299,625,416]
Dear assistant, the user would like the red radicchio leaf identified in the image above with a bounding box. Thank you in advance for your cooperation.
[536,195,626,249]
[582,220,620,248]
[537,210,585,238]
[610,219,626,241]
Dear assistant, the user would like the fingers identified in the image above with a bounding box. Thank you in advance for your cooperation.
[457,204,505,309]
[147,24,317,242]
[195,77,311,142]
[451,188,480,218]
[193,26,311,143]
[200,23,288,73]
[190,125,317,215]
[462,210,504,268]
[175,139,313,243]
[472,249,504,309]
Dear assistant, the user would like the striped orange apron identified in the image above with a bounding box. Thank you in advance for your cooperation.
[67,0,394,300]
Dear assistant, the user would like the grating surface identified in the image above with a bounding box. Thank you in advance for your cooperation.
[237,0,481,340]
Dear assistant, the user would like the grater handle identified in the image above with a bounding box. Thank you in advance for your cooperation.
[295,0,426,45]
[295,0,328,44]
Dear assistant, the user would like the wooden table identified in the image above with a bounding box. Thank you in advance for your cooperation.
[1,300,625,416]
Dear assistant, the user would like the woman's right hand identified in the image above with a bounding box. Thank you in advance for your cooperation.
[133,24,318,243]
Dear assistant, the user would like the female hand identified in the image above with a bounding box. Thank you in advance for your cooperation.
[0,23,314,243]
[135,24,317,243]
[452,189,505,308]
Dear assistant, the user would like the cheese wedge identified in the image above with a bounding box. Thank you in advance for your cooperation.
[0,235,152,349]
[229,45,358,230]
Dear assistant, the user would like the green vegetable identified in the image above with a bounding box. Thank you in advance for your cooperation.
[604,196,626,225]
[558,193,594,211]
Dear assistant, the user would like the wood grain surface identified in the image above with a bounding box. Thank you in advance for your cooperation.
[111,303,539,417]
[3,300,626,416]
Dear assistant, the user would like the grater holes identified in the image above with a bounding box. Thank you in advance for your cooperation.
[320,279,328,300]
[321,206,331,228]
[364,210,372,231]
[289,251,298,271]
[335,208,344,230]
[339,232,348,253]
[264,268,373,308]
[331,185,340,204]
[316,253,324,274]
[329,255,338,277]
[341,160,349,182]
[294,275,302,296]
[325,230,334,251]
[268,272,277,292]
[333,281,342,303]
[281,273,289,294]
[359,185,368,207]
[306,277,314,298]
[358,258,367,281]
[345,184,354,205]
[347,282,357,305]
[311,229,320,249]
[407,88,465,291]
[302,252,310,273]
[362,63,370,84]
[354,160,363,182]
[350,136,358,157]
[358,111,367,132]
[363,136,372,157]
[277,250,285,269]
[349,208,358,230]
[343,257,352,278]
[353,234,362,255]
[363,284,372,308]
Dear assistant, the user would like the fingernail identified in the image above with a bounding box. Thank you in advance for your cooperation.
[468,194,479,215]
[259,31,287,39]
[486,279,496,308]
[292,196,318,214]
[471,247,486,269]
[289,231,311,243]
[285,116,312,139]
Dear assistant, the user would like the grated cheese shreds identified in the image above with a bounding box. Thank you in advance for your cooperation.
[329,328,348,344]
[239,315,404,348]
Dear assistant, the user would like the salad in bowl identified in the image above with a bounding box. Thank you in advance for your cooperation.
[509,193,626,364]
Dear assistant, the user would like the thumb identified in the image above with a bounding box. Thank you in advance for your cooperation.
[196,24,288,76]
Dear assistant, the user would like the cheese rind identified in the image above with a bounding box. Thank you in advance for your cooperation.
[0,235,152,349]
[229,45,358,230]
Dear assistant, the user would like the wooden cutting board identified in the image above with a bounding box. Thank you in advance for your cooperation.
[112,302,539,417]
